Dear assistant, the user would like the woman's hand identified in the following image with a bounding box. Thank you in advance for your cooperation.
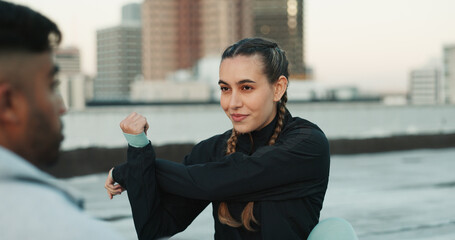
[104,168,125,199]
[120,112,149,135]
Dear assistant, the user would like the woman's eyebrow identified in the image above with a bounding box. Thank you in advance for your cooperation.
[238,79,256,85]
[218,80,228,85]
[218,79,256,85]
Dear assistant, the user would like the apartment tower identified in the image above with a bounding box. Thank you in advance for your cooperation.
[142,0,253,80]
[409,69,442,105]
[253,0,307,79]
[94,3,142,101]
[444,45,455,104]
[55,47,81,75]
[200,0,253,57]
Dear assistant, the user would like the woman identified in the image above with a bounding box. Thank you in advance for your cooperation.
[105,38,330,239]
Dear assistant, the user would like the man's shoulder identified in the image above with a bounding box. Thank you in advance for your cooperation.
[0,178,81,211]
[0,180,124,239]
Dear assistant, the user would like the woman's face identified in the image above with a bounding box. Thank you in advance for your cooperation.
[219,54,279,133]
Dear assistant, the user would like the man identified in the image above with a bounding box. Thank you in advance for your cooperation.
[0,1,124,239]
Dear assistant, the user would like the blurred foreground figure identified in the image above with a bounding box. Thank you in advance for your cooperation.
[0,1,124,239]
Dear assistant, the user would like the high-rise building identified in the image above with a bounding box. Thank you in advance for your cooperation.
[54,46,88,110]
[142,0,178,80]
[409,68,442,105]
[95,24,142,101]
[200,0,253,57]
[94,4,142,101]
[122,3,141,24]
[141,0,253,80]
[253,0,307,79]
[176,0,201,70]
[443,45,455,104]
[55,47,81,75]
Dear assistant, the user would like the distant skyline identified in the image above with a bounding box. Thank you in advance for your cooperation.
[9,0,455,94]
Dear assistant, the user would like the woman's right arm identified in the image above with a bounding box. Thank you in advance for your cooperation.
[112,145,209,240]
[105,112,209,239]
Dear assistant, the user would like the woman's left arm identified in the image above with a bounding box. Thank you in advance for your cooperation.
[155,127,330,201]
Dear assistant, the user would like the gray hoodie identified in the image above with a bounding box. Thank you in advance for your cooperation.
[0,146,124,240]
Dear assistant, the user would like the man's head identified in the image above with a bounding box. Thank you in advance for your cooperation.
[0,1,65,166]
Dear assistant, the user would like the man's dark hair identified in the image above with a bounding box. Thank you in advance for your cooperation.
[0,0,61,53]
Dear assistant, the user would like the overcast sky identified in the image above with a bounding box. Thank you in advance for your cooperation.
[9,0,455,94]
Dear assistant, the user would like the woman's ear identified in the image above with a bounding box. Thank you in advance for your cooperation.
[273,76,288,102]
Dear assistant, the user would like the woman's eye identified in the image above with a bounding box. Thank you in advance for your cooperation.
[242,85,252,90]
[220,86,229,92]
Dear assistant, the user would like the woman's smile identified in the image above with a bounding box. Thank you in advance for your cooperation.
[231,113,249,122]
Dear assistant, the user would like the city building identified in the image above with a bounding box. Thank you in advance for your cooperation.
[130,80,211,103]
[55,46,89,110]
[409,68,442,105]
[141,0,253,80]
[55,47,81,74]
[122,3,141,24]
[94,3,142,101]
[142,0,179,80]
[253,0,308,79]
[199,0,253,57]
[287,80,327,101]
[195,56,223,100]
[59,74,89,110]
[129,0,311,102]
[443,45,455,104]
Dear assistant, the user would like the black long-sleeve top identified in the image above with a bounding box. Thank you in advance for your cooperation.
[113,110,330,240]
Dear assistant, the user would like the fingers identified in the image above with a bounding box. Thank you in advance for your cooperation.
[120,112,150,135]
[144,122,149,135]
[105,183,123,197]
[104,168,125,199]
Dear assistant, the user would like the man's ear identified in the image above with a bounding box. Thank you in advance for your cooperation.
[0,83,19,123]
[273,75,288,102]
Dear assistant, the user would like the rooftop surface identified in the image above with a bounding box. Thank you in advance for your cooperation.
[65,147,455,240]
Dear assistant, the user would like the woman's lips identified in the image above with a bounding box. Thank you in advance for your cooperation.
[231,114,248,122]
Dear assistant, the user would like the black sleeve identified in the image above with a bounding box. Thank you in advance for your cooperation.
[114,144,209,240]
[112,162,127,189]
[154,127,330,201]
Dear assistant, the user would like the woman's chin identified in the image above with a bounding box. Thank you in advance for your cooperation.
[232,125,253,134]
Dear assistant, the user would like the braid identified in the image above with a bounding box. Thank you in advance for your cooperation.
[241,202,259,231]
[218,202,242,228]
[218,130,242,228]
[226,129,238,155]
[268,92,288,146]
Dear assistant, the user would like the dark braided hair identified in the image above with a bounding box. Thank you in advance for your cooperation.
[218,37,289,231]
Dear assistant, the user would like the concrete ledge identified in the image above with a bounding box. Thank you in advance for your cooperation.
[41,133,455,178]
[330,133,455,154]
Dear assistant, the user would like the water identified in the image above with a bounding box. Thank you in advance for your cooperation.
[65,148,455,240]
[61,103,455,150]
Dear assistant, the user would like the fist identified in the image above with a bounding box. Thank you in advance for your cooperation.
[120,112,149,135]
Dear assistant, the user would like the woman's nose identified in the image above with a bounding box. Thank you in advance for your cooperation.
[229,91,243,109]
